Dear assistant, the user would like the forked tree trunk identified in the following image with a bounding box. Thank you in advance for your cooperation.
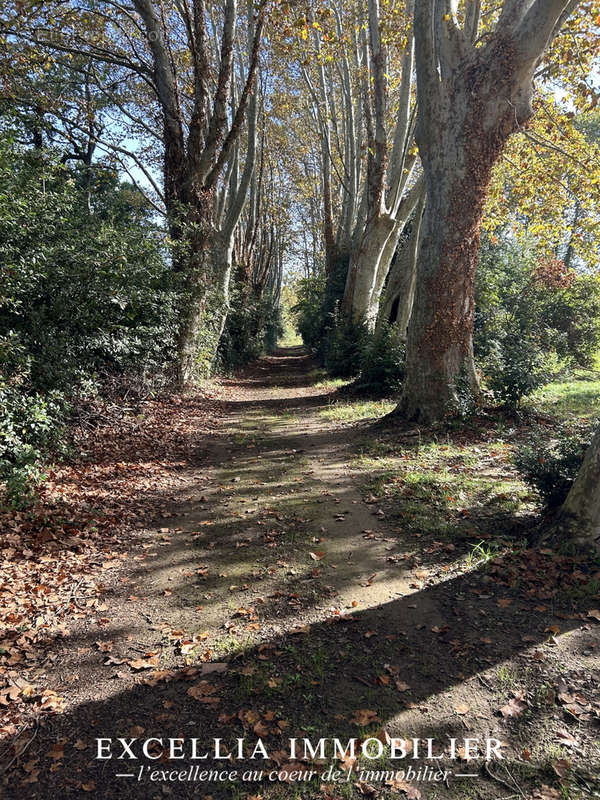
[340,0,419,328]
[378,195,424,335]
[396,0,579,423]
[344,181,424,328]
[343,214,395,326]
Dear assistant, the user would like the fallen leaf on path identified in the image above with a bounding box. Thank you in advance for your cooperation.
[552,758,572,778]
[385,776,421,798]
[356,781,377,795]
[555,728,577,748]
[200,662,228,675]
[253,720,270,737]
[376,728,391,746]
[40,691,65,712]
[500,695,527,718]
[47,744,64,760]
[129,657,158,671]
[350,709,379,726]
[533,787,560,800]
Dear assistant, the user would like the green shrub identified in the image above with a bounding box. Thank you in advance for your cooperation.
[355,322,405,393]
[217,276,282,372]
[294,272,327,352]
[0,144,177,394]
[0,382,65,507]
[514,420,595,507]
[293,256,350,359]
[0,138,178,506]
[483,329,549,408]
[324,311,366,378]
[475,235,600,406]
[539,273,600,367]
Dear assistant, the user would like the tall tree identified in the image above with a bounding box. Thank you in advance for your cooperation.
[132,0,265,385]
[396,0,581,422]
[5,0,266,387]
[341,0,424,328]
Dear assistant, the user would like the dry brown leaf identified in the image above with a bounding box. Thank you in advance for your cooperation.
[533,787,560,800]
[349,709,379,726]
[500,696,527,718]
[290,625,310,634]
[555,728,578,748]
[187,681,218,700]
[128,657,158,671]
[385,776,421,798]
[552,758,572,778]
[47,744,64,760]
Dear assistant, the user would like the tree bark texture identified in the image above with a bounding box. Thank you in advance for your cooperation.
[397,0,577,422]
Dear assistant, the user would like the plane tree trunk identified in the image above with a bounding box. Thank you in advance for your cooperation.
[542,427,600,554]
[341,0,423,327]
[396,0,580,423]
[134,0,264,388]
[378,194,425,335]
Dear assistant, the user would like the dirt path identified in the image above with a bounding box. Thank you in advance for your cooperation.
[4,347,599,800]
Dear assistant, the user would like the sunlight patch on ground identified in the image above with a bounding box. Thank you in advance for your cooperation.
[530,368,600,421]
[320,398,396,422]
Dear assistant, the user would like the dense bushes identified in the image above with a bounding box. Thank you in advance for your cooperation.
[293,255,349,359]
[355,323,405,393]
[515,420,596,507]
[324,312,367,378]
[216,276,282,372]
[0,139,178,502]
[475,235,600,407]
[294,262,405,393]
[483,331,549,408]
[0,146,177,393]
[0,383,65,505]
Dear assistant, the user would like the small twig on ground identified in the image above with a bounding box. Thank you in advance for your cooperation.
[56,577,86,615]
[0,720,39,775]
[485,761,525,797]
[477,673,493,691]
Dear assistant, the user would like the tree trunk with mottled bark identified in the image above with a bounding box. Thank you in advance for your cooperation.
[378,195,424,335]
[548,427,600,554]
[396,0,579,423]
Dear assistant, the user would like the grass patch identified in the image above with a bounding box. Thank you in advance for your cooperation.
[356,435,534,540]
[320,398,396,422]
[529,368,600,422]
[310,370,347,391]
